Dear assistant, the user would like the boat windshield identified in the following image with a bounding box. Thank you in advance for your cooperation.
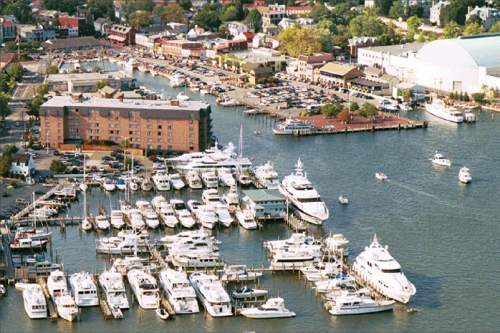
[381,268,401,273]
[297,197,322,203]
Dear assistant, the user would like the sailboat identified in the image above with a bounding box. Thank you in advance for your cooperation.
[81,155,92,231]
[236,125,252,186]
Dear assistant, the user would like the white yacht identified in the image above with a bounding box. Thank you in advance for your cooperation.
[273,118,315,135]
[55,293,79,321]
[195,205,218,229]
[201,170,219,188]
[189,273,232,317]
[127,209,146,230]
[98,270,129,309]
[152,170,170,191]
[221,265,262,282]
[158,202,179,228]
[158,269,199,314]
[102,178,116,192]
[171,253,222,269]
[170,199,196,228]
[327,289,395,316]
[47,270,68,299]
[170,173,186,190]
[240,298,296,319]
[236,208,257,230]
[47,270,78,321]
[254,161,279,188]
[22,284,47,319]
[110,210,125,229]
[232,286,268,299]
[136,200,160,229]
[170,73,186,87]
[69,272,98,307]
[95,233,147,255]
[186,170,203,189]
[278,159,329,225]
[218,168,236,187]
[314,273,356,293]
[10,227,51,250]
[177,92,190,102]
[96,214,111,230]
[458,166,472,184]
[127,269,160,309]
[222,185,239,208]
[425,96,464,123]
[352,234,416,304]
[430,152,452,167]
[187,200,201,213]
[202,189,233,227]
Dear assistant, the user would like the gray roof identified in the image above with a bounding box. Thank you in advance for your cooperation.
[47,71,132,82]
[361,42,424,57]
[242,189,285,202]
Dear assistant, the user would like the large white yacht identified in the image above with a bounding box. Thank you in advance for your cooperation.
[430,152,452,167]
[194,205,218,229]
[127,269,160,309]
[127,209,146,230]
[22,284,48,319]
[273,118,315,135]
[186,170,203,189]
[240,297,296,319]
[98,270,129,309]
[169,173,186,190]
[352,234,416,304]
[170,199,196,228]
[425,97,464,123]
[158,268,200,314]
[278,159,329,224]
[458,166,472,184]
[201,170,219,188]
[189,273,232,317]
[152,170,170,191]
[326,289,395,316]
[69,272,98,307]
[47,270,78,321]
[136,200,160,229]
[47,270,68,300]
[254,161,279,189]
[110,210,125,229]
[95,233,148,255]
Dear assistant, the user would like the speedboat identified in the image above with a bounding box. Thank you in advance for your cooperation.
[102,178,116,192]
[186,170,203,189]
[69,272,98,307]
[236,209,257,230]
[158,268,199,314]
[327,289,395,315]
[127,269,160,309]
[189,273,232,317]
[22,284,48,319]
[352,234,416,303]
[152,170,170,191]
[169,173,185,190]
[116,178,127,191]
[170,73,186,87]
[96,214,111,230]
[458,166,472,184]
[430,152,451,167]
[278,159,329,225]
[240,298,296,319]
[98,270,129,309]
[110,210,125,229]
[221,265,262,282]
[338,196,349,205]
[375,172,388,181]
[232,286,268,299]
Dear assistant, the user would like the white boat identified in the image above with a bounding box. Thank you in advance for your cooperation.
[69,272,98,307]
[273,118,315,135]
[327,290,395,316]
[10,227,51,250]
[152,170,170,191]
[221,265,262,282]
[102,179,116,192]
[236,209,257,230]
[186,170,203,189]
[47,270,78,321]
[458,166,472,184]
[116,178,127,191]
[425,96,464,123]
[95,233,147,255]
[110,210,125,229]
[254,161,279,188]
[141,178,153,191]
[232,286,268,299]
[158,202,179,228]
[156,308,170,320]
[222,185,239,208]
[55,293,79,321]
[338,196,349,205]
[158,268,199,314]
[169,173,185,190]
[177,92,190,102]
[430,152,451,167]
[98,270,129,309]
[201,170,219,188]
[128,209,146,230]
[202,189,233,227]
[314,273,356,293]
[278,159,329,225]
[187,200,201,213]
[240,297,296,319]
[269,246,315,270]
[0,284,5,296]
[22,284,48,319]
[171,253,222,269]
[96,215,111,230]
[375,172,388,181]
[81,217,93,231]
[127,269,160,309]
[189,273,232,317]
[218,168,236,187]
[300,262,340,282]
[170,199,196,228]
[136,200,160,229]
[195,205,218,229]
[352,234,416,303]
[128,178,139,191]
[170,73,186,87]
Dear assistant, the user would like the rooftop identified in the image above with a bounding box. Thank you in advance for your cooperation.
[242,189,285,202]
[319,62,358,76]
[42,36,109,50]
[361,42,424,57]
[47,71,132,82]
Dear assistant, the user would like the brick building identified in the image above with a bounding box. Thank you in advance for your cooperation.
[40,95,212,152]
[108,25,135,46]
[159,39,203,58]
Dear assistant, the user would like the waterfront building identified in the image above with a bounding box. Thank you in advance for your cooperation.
[241,189,286,221]
[40,95,212,152]
[108,25,135,46]
[135,32,162,51]
[466,6,500,29]
[9,154,35,177]
[41,36,109,52]
[46,71,136,93]
[18,24,56,42]
[316,62,363,88]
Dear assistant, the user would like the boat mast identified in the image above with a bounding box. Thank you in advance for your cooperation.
[239,124,243,158]
[32,192,36,228]
[83,154,87,220]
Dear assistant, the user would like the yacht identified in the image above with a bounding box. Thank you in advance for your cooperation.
[158,202,179,228]
[171,199,196,228]
[375,172,388,181]
[202,189,233,227]
[22,284,48,319]
[327,289,394,316]
[425,96,464,123]
[254,161,279,188]
[430,152,451,167]
[158,268,200,314]
[195,205,218,229]
[177,92,190,102]
[169,173,186,190]
[98,270,129,309]
[236,209,257,230]
[186,170,203,189]
[232,286,268,299]
[55,293,79,321]
[338,195,349,205]
[69,272,98,307]
[314,273,356,293]
[47,270,78,321]
[152,170,170,191]
[352,234,416,303]
[269,247,315,270]
[10,227,51,251]
[127,269,160,309]
[201,170,219,188]
[128,209,146,230]
[236,168,253,186]
[458,166,472,184]
[221,265,262,282]
[187,200,201,213]
[171,253,222,269]
[151,195,166,211]
[240,298,296,319]
[96,214,111,230]
[278,159,329,225]
[95,233,148,255]
[136,200,160,229]
[222,185,239,209]
[189,273,232,317]
[170,73,186,87]
[110,210,125,229]
[218,168,236,187]
[141,178,153,191]
[273,118,315,135]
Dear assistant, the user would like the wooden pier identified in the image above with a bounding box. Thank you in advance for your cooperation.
[284,214,308,232]
[36,277,58,319]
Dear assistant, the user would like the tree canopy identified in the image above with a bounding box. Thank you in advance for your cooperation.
[43,0,79,15]
[359,102,379,117]
[193,7,221,31]
[87,0,114,20]
[321,102,343,117]
[349,14,385,37]
[0,93,12,120]
[244,9,262,31]
[278,26,323,57]
[439,0,485,27]
[442,21,462,38]
[154,4,187,24]
[220,3,244,22]
[128,10,152,30]
[1,0,32,23]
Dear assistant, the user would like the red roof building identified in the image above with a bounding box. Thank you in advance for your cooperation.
[59,15,85,29]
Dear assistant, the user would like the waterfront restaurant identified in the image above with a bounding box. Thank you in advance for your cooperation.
[241,189,286,221]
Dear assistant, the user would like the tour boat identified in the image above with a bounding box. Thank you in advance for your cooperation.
[169,173,186,190]
[158,268,199,314]
[240,298,296,319]
[186,170,203,189]
[375,172,388,181]
[338,196,349,205]
[69,272,99,307]
[352,234,416,303]
[430,152,452,167]
[273,118,315,135]
[96,214,111,230]
[327,290,395,316]
[232,286,268,299]
[278,159,329,225]
[236,208,257,230]
[189,273,232,317]
[110,210,125,229]
[458,166,472,184]
[127,269,160,309]
[22,284,48,319]
[98,270,129,309]
[425,97,464,123]
[152,170,171,191]
[221,265,262,282]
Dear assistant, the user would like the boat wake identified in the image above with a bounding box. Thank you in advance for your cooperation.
[387,180,439,201]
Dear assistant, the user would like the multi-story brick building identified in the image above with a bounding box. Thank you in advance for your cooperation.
[108,24,135,46]
[159,39,203,58]
[40,95,212,152]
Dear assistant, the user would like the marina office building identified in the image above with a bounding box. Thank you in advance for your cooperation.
[40,95,212,152]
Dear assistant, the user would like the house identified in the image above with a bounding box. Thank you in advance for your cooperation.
[235,32,255,44]
[135,32,162,50]
[241,62,275,85]
[108,24,135,46]
[10,154,35,177]
[289,53,334,82]
[260,4,287,26]
[213,38,248,54]
[186,25,218,41]
[226,21,249,37]
[277,17,314,30]
[0,18,17,44]
[241,189,286,221]
[430,1,450,26]
[18,24,56,42]
[466,6,500,29]
[94,18,112,36]
[286,5,312,17]
[316,62,363,88]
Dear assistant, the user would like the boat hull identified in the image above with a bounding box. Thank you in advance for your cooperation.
[329,303,393,315]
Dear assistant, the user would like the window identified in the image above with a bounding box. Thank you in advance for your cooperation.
[129,131,133,135]
[158,124,162,129]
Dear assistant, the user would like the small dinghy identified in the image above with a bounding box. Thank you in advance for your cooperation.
[156,308,170,320]
[338,196,349,205]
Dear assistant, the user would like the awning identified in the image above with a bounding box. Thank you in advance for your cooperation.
[109,35,126,42]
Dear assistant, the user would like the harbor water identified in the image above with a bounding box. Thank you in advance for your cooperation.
[1,62,499,332]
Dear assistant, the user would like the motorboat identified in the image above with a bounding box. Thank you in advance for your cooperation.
[96,214,111,230]
[273,118,315,135]
[111,256,146,276]
[327,289,395,315]
[195,205,218,229]
[352,234,416,303]
[169,173,186,190]
[151,195,166,212]
[236,209,257,230]
[81,217,93,231]
[338,196,349,205]
[221,265,262,282]
[69,272,98,307]
[10,227,51,251]
[240,298,296,318]
[128,178,139,191]
[116,178,127,191]
[300,262,341,282]
[128,209,146,230]
[47,270,68,299]
[278,159,329,225]
[222,185,239,208]
[323,234,350,258]
[425,96,464,123]
[254,161,279,189]
[102,178,116,192]
[458,166,472,184]
[158,202,179,228]
[170,73,186,87]
[236,170,252,186]
[95,233,148,255]
[22,284,48,319]
[152,170,170,191]
[187,200,201,213]
[189,273,232,317]
[218,168,236,187]
[141,178,153,191]
[110,210,125,229]
[127,269,160,309]
[171,253,222,269]
[177,92,190,102]
[47,270,78,321]
[269,247,316,270]
[430,152,451,167]
[0,284,5,296]
[136,200,160,229]
[171,199,196,228]
[186,170,203,189]
[375,172,388,181]
[158,268,199,314]
[55,293,79,321]
[314,273,356,293]
[98,270,129,309]
[202,189,233,227]
[232,286,268,299]
[201,170,219,188]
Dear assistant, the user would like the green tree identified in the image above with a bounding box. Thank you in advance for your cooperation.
[359,102,379,117]
[154,4,187,24]
[398,88,413,101]
[7,63,24,82]
[407,16,423,32]
[349,14,385,37]
[36,83,49,96]
[389,0,406,19]
[0,93,12,120]
[96,80,108,90]
[416,31,426,42]
[375,0,393,16]
[128,10,152,30]
[471,92,485,103]
[1,0,32,23]
[0,73,9,93]
[244,9,262,31]
[3,144,19,156]
[193,7,221,31]
[463,22,485,36]
[220,3,244,22]
[27,94,45,117]
[350,102,359,112]
[179,0,192,10]
[0,156,13,177]
[43,0,79,15]
[489,21,500,33]
[50,160,66,173]
[321,102,343,117]
[46,65,59,75]
[442,21,462,39]
[278,26,322,57]
[309,3,330,22]
[87,0,114,20]
[439,0,484,26]
[120,0,154,19]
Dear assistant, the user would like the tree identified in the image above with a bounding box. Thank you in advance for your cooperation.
[350,102,359,112]
[375,0,393,16]
[220,3,244,22]
[96,80,108,90]
[439,0,484,26]
[321,102,343,117]
[43,0,79,15]
[1,0,33,23]
[309,3,330,22]
[359,102,379,117]
[416,31,426,42]
[407,16,423,32]
[27,94,45,117]
[398,88,413,101]
[46,65,59,75]
[87,0,114,20]
[463,22,485,36]
[193,7,221,31]
[389,0,406,19]
[442,21,462,39]
[49,160,66,173]
[244,9,262,31]
[37,83,49,96]
[120,0,154,19]
[179,0,192,10]
[128,10,152,30]
[0,156,12,177]
[278,26,322,57]
[471,92,485,103]
[349,14,385,37]
[489,21,500,33]
[3,144,19,156]
[7,63,24,82]
[0,73,9,93]
[0,93,12,120]
[154,4,187,24]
